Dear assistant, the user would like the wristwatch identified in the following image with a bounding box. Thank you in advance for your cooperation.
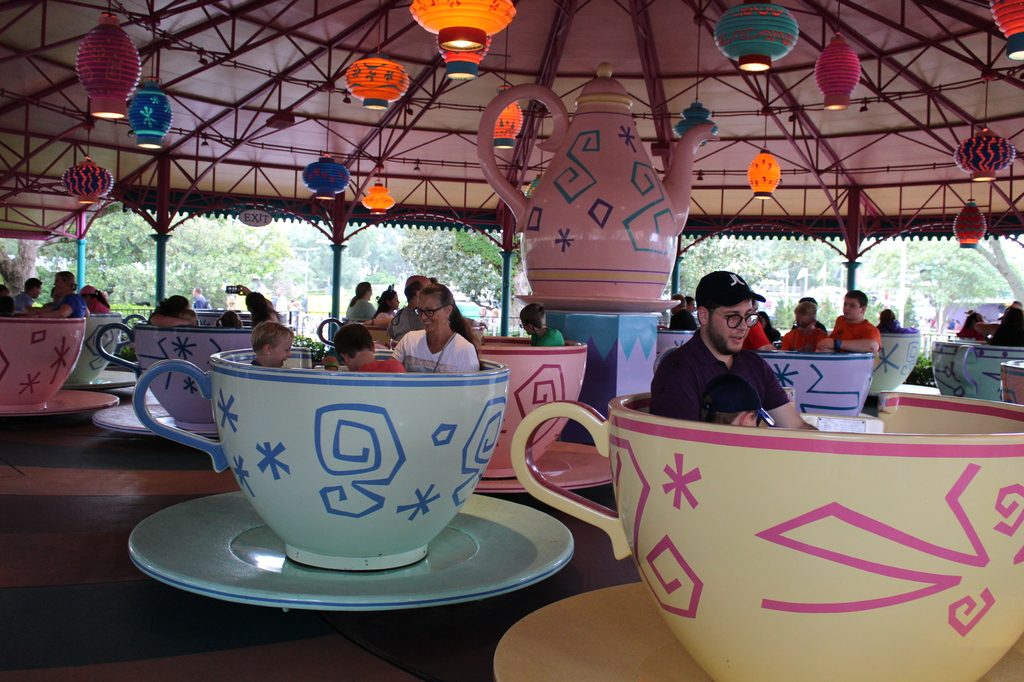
[834,338,842,352]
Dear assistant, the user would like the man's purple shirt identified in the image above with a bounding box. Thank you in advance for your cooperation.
[650,332,788,421]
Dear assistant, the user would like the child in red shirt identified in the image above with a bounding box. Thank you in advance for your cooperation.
[333,324,406,373]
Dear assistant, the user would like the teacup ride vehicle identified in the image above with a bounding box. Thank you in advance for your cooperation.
[195,309,253,327]
[62,312,138,391]
[0,317,117,415]
[125,350,573,610]
[758,350,875,416]
[506,391,1024,682]
[1003,359,1024,404]
[317,317,391,351]
[92,323,253,435]
[869,330,922,395]
[932,339,1024,401]
[476,336,597,492]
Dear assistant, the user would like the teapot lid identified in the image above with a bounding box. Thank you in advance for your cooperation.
[575,63,633,111]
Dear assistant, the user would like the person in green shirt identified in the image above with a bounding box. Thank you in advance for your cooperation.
[520,303,565,347]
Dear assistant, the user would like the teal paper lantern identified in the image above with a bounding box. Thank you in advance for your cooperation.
[128,80,173,149]
[673,100,719,145]
[714,1,799,72]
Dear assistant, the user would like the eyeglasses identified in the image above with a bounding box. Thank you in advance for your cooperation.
[713,310,760,329]
[414,304,450,318]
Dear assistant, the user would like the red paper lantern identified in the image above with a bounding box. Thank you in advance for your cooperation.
[991,0,1024,60]
[954,199,987,248]
[61,157,114,204]
[76,13,141,119]
[440,36,491,80]
[344,56,410,110]
[815,35,861,111]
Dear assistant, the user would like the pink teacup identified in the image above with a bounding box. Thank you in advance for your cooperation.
[0,317,85,407]
[1003,360,1024,404]
[479,337,587,478]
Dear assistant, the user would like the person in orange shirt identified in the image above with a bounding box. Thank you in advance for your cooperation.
[781,300,829,352]
[816,290,881,354]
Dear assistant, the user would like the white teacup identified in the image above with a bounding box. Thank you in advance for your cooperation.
[869,331,921,394]
[1003,360,1024,404]
[933,340,1024,401]
[0,317,85,407]
[134,349,509,570]
[758,350,874,415]
[64,312,123,385]
[511,392,1024,682]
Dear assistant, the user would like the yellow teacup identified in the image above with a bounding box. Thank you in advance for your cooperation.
[511,392,1024,682]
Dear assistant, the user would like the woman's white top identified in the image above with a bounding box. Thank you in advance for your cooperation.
[393,329,479,373]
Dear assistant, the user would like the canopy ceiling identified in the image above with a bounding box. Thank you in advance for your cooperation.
[1,0,1022,248]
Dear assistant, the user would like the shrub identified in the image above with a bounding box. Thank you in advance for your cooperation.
[905,353,935,387]
[292,334,326,363]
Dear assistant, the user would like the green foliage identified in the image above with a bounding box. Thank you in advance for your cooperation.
[400,229,513,303]
[905,353,935,388]
[292,334,326,363]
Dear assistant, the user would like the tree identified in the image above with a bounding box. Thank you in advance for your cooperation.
[0,239,42,292]
[976,238,1024,303]
[400,229,515,303]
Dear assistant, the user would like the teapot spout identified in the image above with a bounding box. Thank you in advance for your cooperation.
[663,122,717,233]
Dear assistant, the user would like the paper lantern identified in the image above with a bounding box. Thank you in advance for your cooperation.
[673,100,719,143]
[362,183,396,214]
[714,1,799,72]
[302,156,350,199]
[441,36,490,80]
[127,80,173,149]
[954,127,1017,181]
[493,99,523,149]
[344,56,409,110]
[410,0,515,51]
[75,13,141,119]
[954,200,987,248]
[62,157,114,204]
[748,149,781,199]
[991,0,1024,60]
[815,35,861,111]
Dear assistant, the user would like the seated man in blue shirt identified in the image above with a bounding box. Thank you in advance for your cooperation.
[23,271,87,319]
[650,270,812,429]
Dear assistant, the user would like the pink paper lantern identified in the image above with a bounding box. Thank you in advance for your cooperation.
[76,13,141,119]
[815,35,861,111]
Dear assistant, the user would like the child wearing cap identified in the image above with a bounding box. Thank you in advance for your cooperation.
[520,303,565,347]
[700,374,775,427]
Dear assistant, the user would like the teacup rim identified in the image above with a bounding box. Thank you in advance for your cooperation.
[757,350,874,360]
[2,316,85,325]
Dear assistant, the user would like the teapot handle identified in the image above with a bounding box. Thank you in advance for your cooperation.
[476,84,570,226]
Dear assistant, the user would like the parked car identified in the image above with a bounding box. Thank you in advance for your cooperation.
[455,298,482,320]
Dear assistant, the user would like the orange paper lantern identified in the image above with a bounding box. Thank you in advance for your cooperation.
[344,56,409,110]
[748,149,781,199]
[991,0,1024,60]
[441,35,490,80]
[410,0,515,51]
[493,100,523,149]
[362,183,396,215]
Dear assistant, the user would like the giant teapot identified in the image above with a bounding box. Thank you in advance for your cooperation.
[477,64,716,311]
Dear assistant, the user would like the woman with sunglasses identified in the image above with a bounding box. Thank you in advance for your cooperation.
[393,283,480,373]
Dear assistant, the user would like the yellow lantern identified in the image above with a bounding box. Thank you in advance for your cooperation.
[748,149,781,199]
[344,56,409,110]
[410,0,516,51]
[493,99,523,149]
[362,182,396,215]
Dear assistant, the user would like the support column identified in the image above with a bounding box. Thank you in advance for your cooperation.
[500,250,514,336]
[670,254,683,296]
[844,261,861,291]
[330,243,346,320]
[152,233,169,303]
[76,238,87,288]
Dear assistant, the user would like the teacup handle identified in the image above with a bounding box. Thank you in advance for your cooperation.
[317,318,342,347]
[133,359,228,472]
[510,401,632,560]
[954,344,979,396]
[95,323,138,372]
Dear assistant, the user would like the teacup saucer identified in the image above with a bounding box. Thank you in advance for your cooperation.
[518,295,671,313]
[92,400,219,437]
[477,441,612,493]
[63,369,137,391]
[0,390,118,417]
[129,492,574,611]
[494,583,1024,681]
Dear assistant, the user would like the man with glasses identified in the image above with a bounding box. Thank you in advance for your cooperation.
[650,270,812,429]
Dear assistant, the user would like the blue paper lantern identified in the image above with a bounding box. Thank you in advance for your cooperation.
[673,100,719,144]
[714,1,799,72]
[128,80,173,149]
[954,127,1017,182]
[61,156,114,204]
[302,156,350,199]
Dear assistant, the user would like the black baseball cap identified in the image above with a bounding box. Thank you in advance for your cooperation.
[695,271,766,308]
[701,374,775,426]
